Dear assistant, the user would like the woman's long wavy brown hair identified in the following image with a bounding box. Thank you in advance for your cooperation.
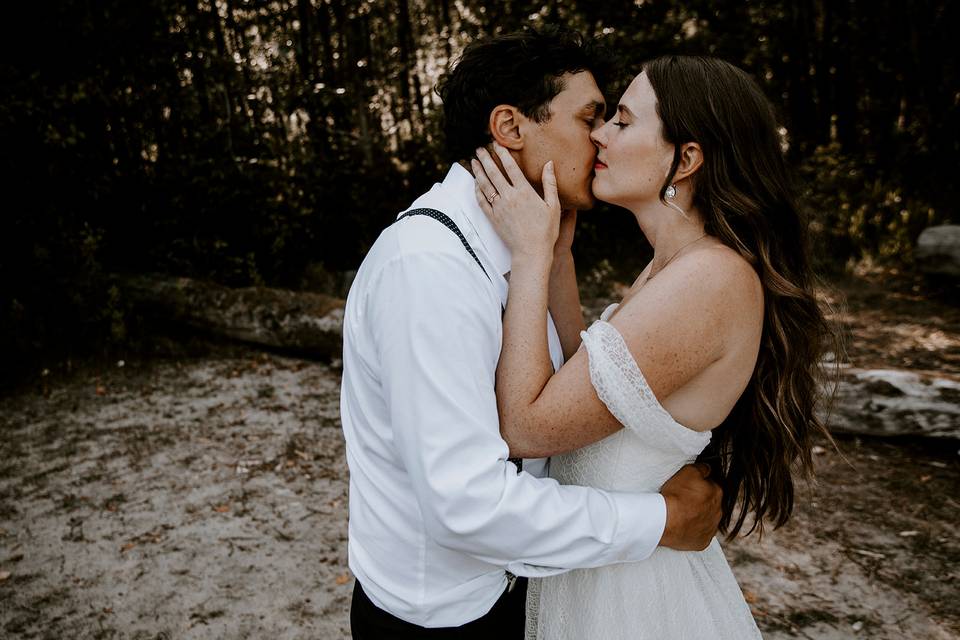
[644,55,837,538]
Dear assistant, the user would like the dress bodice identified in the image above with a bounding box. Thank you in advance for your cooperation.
[550,304,711,493]
[526,304,761,640]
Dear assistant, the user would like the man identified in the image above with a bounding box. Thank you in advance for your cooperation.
[340,27,722,638]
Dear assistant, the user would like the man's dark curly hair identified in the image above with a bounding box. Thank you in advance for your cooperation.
[436,26,616,162]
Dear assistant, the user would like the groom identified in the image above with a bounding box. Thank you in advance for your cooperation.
[340,27,722,639]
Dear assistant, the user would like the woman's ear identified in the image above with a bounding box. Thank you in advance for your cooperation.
[673,142,703,183]
[488,105,525,151]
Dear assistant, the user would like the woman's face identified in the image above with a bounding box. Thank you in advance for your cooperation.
[590,72,675,210]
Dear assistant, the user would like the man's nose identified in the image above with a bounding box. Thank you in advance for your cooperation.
[590,126,606,148]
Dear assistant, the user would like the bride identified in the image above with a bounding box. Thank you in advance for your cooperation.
[471,55,833,639]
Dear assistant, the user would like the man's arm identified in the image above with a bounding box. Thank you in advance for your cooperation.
[370,248,673,572]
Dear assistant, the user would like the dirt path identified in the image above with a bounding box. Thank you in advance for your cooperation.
[2,272,958,639]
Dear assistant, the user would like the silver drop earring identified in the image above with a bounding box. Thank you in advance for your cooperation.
[665,184,677,199]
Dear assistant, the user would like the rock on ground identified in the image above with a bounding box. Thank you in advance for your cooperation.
[828,368,960,439]
[916,225,960,278]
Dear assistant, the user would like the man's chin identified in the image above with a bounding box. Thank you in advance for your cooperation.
[561,193,597,211]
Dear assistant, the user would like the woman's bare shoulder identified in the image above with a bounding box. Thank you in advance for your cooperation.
[695,239,757,275]
[605,240,761,409]
[676,241,762,304]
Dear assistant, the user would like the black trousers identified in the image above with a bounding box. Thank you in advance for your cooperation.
[350,578,528,639]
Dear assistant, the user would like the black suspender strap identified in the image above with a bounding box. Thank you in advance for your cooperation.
[395,207,522,473]
[396,208,492,282]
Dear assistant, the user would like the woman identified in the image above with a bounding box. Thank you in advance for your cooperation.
[471,56,833,639]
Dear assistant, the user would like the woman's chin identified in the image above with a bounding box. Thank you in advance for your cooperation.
[590,178,617,206]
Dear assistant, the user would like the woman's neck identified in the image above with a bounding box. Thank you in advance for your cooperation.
[633,203,707,265]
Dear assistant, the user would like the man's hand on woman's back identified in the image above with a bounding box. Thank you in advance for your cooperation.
[659,464,723,551]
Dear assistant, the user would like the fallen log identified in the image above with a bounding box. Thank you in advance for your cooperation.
[825,368,960,440]
[119,274,344,359]
[119,275,958,439]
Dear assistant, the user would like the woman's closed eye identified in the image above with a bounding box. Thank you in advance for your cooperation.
[613,120,628,129]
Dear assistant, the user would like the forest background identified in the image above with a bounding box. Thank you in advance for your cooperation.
[2,0,958,387]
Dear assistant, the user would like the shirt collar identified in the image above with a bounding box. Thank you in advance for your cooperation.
[442,163,512,278]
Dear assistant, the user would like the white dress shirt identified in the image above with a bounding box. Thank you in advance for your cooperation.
[340,163,666,628]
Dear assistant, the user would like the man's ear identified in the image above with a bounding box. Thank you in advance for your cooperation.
[673,142,703,183]
[488,105,525,151]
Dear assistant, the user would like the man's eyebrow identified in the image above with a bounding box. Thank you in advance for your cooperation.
[580,100,605,117]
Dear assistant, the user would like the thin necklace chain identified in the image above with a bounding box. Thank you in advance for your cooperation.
[644,233,708,285]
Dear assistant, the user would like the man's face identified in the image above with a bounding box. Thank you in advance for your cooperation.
[517,71,606,210]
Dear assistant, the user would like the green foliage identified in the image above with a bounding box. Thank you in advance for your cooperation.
[799,144,950,270]
[1,0,957,387]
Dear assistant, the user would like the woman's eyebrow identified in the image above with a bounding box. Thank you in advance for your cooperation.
[617,104,635,118]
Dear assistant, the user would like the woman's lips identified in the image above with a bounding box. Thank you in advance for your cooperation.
[594,160,607,170]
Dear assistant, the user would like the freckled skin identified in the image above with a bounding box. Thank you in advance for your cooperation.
[590,73,676,212]
[492,70,766,455]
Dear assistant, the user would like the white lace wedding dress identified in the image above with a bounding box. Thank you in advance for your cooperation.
[525,305,762,640]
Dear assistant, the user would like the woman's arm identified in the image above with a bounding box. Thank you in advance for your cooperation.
[496,253,741,458]
[472,145,560,450]
[549,212,587,362]
[473,144,749,458]
[473,144,618,457]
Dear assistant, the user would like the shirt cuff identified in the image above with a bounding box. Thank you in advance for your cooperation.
[607,491,667,564]
[504,562,568,578]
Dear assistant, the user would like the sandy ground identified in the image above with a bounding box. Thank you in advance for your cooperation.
[1,272,958,639]
[1,355,352,639]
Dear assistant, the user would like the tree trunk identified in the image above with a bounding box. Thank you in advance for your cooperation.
[189,0,214,128]
[225,0,260,132]
[295,0,314,84]
[783,0,817,157]
[323,0,349,148]
[394,0,416,128]
[435,0,453,64]
[209,0,240,158]
[831,0,858,151]
[348,11,375,166]
[813,0,833,145]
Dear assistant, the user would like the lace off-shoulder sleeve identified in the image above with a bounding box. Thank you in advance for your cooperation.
[579,320,710,456]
